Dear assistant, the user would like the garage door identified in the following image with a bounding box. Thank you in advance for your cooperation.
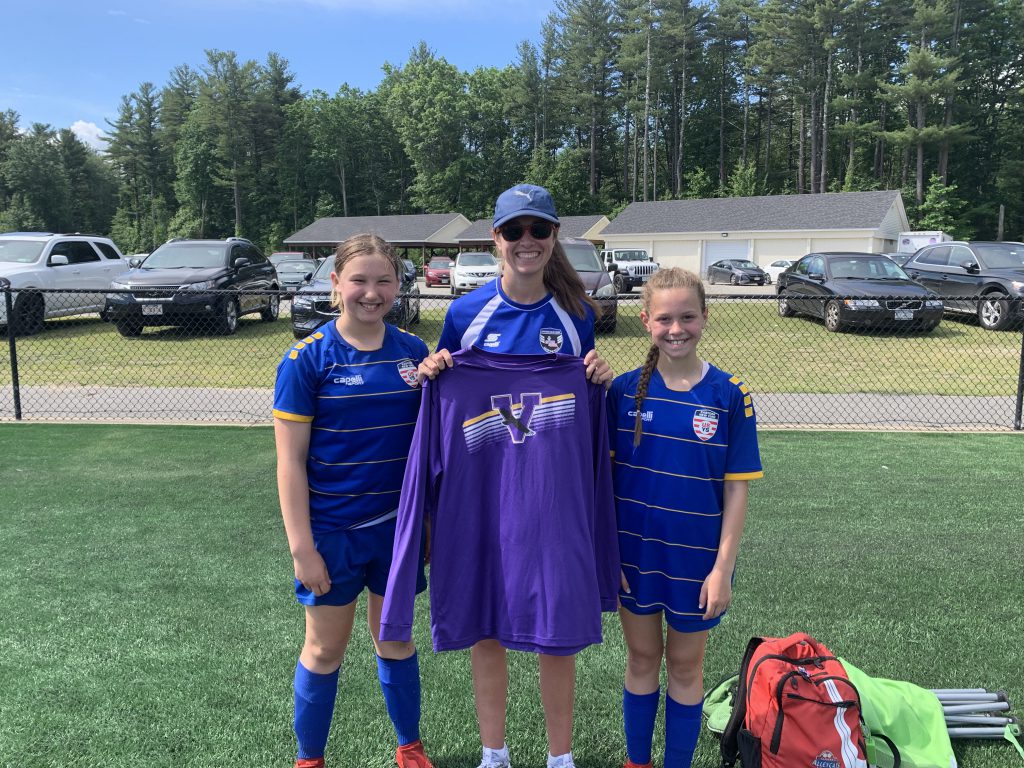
[702,240,751,273]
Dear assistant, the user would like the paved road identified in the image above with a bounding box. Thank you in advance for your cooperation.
[1,384,1017,430]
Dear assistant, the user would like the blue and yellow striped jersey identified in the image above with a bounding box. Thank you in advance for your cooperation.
[273,322,428,533]
[608,363,763,624]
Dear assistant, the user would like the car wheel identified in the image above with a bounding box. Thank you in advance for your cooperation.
[12,291,45,336]
[824,300,845,332]
[261,291,280,322]
[598,318,617,334]
[613,273,628,294]
[777,295,795,318]
[977,293,1014,331]
[413,296,421,324]
[293,330,308,340]
[764,275,772,285]
[730,274,739,286]
[450,285,458,296]
[115,319,143,337]
[216,298,239,335]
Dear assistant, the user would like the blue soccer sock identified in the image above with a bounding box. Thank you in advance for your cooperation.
[294,660,340,760]
[623,687,660,765]
[664,694,703,768]
[377,652,422,746]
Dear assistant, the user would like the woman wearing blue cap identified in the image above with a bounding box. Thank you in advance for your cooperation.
[415,184,615,768]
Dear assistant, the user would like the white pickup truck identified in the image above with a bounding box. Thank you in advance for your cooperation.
[0,232,127,334]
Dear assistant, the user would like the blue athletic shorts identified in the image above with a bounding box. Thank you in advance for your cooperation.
[619,595,723,634]
[295,518,426,606]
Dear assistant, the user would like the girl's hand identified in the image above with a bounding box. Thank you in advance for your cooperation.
[583,349,614,388]
[699,567,732,621]
[418,349,453,383]
[620,569,631,594]
[293,548,331,597]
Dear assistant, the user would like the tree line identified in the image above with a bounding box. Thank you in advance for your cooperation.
[1,0,1022,256]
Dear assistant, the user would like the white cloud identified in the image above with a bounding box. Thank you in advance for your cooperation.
[107,9,127,15]
[71,121,106,151]
[133,16,151,23]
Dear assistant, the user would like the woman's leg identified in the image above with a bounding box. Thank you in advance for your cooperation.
[663,628,709,768]
[294,602,358,761]
[471,640,509,750]
[538,653,576,757]
[619,608,665,766]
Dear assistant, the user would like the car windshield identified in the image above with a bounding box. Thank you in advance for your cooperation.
[828,257,908,280]
[271,253,305,264]
[313,258,335,279]
[278,261,315,274]
[459,253,495,266]
[428,258,452,268]
[616,250,650,261]
[143,245,227,269]
[973,243,1024,269]
[564,244,602,272]
[735,260,760,270]
[0,240,45,263]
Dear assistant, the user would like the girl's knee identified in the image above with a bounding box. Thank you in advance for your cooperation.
[627,645,664,678]
[303,636,347,668]
[665,655,702,690]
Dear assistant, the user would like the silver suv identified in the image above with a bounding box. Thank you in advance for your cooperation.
[0,232,126,334]
[600,247,659,293]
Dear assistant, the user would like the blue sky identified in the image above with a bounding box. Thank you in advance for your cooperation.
[3,0,553,149]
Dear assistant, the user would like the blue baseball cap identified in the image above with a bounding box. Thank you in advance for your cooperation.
[492,184,560,228]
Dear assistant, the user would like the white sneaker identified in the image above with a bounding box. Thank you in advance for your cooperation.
[477,758,511,768]
[547,754,575,768]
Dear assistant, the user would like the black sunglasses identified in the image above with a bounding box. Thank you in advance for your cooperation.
[499,220,555,242]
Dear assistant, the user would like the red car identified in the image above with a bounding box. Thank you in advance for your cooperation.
[424,255,454,287]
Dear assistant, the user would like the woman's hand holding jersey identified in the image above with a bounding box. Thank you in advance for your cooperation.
[417,349,453,382]
[583,349,614,387]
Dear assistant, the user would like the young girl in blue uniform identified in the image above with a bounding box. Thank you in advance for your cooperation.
[607,268,762,768]
[418,184,614,768]
[274,234,433,768]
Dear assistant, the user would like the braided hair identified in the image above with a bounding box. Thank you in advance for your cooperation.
[632,267,707,447]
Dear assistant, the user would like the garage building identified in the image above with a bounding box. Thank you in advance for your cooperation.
[599,190,909,273]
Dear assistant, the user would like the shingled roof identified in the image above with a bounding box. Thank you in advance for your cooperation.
[602,191,903,235]
[285,213,471,246]
[457,215,610,245]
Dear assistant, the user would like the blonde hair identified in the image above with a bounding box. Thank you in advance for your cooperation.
[328,233,402,312]
[633,268,706,447]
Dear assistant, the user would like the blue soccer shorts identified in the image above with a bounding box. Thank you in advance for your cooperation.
[295,518,426,606]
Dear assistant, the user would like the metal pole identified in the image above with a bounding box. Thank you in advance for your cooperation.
[1,278,22,421]
[942,702,1011,715]
[1015,325,1024,430]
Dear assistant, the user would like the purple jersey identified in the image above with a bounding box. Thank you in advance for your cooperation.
[380,347,619,654]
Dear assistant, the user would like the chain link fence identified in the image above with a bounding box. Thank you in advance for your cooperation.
[2,285,1022,430]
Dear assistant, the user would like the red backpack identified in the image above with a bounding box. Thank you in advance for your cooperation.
[720,633,874,768]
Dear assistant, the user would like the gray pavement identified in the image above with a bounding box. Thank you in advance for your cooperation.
[1,383,1018,430]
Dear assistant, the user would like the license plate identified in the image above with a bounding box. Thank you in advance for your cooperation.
[895,309,913,320]
[142,304,163,316]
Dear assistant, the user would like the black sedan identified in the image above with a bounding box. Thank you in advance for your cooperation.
[290,257,420,339]
[901,241,1024,331]
[706,259,768,285]
[776,252,944,333]
[105,237,280,336]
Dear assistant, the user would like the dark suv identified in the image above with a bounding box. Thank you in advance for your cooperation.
[562,238,617,333]
[105,237,280,336]
[902,241,1024,330]
[290,257,420,339]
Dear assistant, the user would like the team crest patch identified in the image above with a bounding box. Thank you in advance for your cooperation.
[397,359,419,388]
[692,408,719,441]
[539,328,563,353]
[811,751,841,768]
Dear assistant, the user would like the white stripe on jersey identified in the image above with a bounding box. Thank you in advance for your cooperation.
[549,299,582,356]
[460,293,504,350]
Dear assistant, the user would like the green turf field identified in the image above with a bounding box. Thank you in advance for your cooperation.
[1,425,1021,767]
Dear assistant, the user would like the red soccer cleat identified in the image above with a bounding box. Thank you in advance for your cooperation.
[295,759,325,768]
[396,739,434,768]
[624,762,653,768]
